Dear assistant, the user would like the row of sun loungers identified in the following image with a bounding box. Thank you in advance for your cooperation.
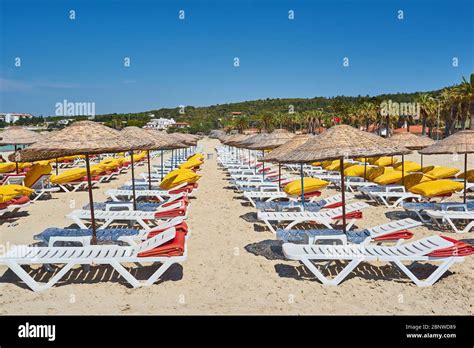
[0,147,203,291]
[217,144,474,287]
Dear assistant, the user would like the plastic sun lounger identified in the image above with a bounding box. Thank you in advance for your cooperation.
[56,178,100,193]
[425,210,474,234]
[244,191,352,208]
[367,190,425,208]
[30,175,61,201]
[402,201,474,223]
[106,183,189,202]
[84,192,187,211]
[0,227,186,291]
[255,193,352,212]
[282,235,471,286]
[257,202,370,233]
[34,217,187,246]
[67,201,187,231]
[277,218,421,245]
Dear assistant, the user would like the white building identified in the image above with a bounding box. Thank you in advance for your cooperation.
[144,118,176,130]
[0,112,34,124]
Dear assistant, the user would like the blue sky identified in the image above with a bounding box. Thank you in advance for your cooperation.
[0,0,472,116]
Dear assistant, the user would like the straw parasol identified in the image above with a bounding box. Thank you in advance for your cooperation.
[388,132,435,167]
[247,129,295,151]
[0,126,45,145]
[145,129,189,180]
[277,125,411,232]
[420,130,474,203]
[262,134,312,188]
[0,127,46,173]
[234,133,269,149]
[12,121,154,243]
[121,127,171,199]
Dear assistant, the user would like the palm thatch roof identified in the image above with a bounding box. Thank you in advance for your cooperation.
[121,126,170,150]
[234,133,269,149]
[277,125,411,163]
[0,127,45,145]
[420,130,474,155]
[145,129,188,149]
[247,129,295,150]
[224,134,249,146]
[11,121,154,162]
[263,134,312,162]
[388,132,435,150]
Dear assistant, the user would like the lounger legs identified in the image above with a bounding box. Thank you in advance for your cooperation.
[392,259,461,287]
[299,258,361,286]
[109,260,175,288]
[6,261,76,292]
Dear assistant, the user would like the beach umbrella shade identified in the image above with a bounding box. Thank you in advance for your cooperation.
[121,127,171,200]
[388,132,435,168]
[263,134,312,189]
[276,125,411,232]
[420,130,474,203]
[234,133,270,175]
[0,127,45,173]
[247,130,295,180]
[146,130,188,180]
[11,121,154,243]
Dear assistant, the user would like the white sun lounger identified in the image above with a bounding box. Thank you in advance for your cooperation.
[367,189,425,208]
[425,210,474,234]
[30,175,61,201]
[0,227,186,291]
[67,201,187,230]
[106,183,189,202]
[257,201,369,233]
[282,235,464,286]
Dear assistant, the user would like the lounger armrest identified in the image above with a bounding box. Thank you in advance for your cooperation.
[117,235,140,246]
[105,202,134,211]
[386,186,405,192]
[444,204,468,212]
[308,234,348,245]
[259,186,280,192]
[48,236,91,247]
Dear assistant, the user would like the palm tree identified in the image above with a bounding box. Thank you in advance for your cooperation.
[456,75,474,130]
[417,93,436,135]
[233,116,249,134]
[258,111,274,132]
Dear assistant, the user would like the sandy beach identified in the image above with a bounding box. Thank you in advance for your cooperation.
[0,137,472,315]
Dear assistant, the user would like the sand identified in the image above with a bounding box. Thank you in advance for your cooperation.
[0,138,472,315]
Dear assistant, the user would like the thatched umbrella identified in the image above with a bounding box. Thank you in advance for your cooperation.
[420,130,474,203]
[247,130,295,180]
[146,129,188,180]
[263,134,312,189]
[11,121,154,243]
[224,134,252,162]
[388,132,435,168]
[277,125,411,232]
[121,127,170,202]
[0,127,45,173]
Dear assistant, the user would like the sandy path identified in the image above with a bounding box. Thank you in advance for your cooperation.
[0,138,472,315]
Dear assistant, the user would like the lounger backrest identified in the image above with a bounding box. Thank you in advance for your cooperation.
[365,235,453,257]
[132,227,176,254]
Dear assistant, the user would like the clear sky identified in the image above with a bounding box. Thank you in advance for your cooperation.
[0,0,472,116]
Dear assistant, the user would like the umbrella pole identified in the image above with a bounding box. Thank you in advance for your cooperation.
[340,157,347,234]
[248,149,250,165]
[364,158,367,182]
[55,158,59,175]
[160,150,164,181]
[463,153,467,204]
[147,150,152,190]
[130,150,137,210]
[278,163,282,190]
[420,153,423,169]
[14,145,19,174]
[262,150,265,180]
[402,154,405,187]
[85,155,97,244]
[300,163,305,210]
